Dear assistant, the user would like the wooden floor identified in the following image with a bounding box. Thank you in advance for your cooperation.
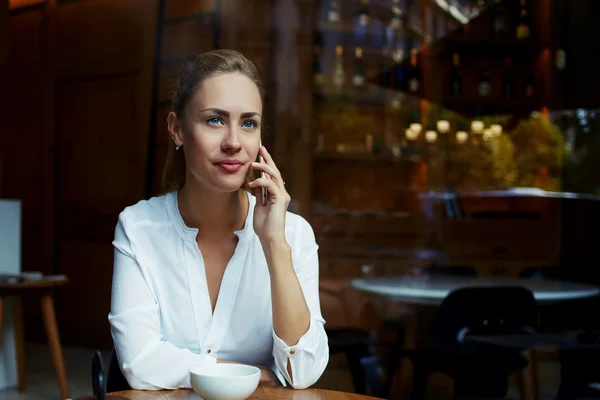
[0,343,563,400]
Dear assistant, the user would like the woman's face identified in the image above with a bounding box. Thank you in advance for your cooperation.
[172,72,263,193]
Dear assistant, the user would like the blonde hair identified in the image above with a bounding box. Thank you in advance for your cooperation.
[161,49,264,193]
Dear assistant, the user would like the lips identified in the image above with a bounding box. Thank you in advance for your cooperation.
[215,160,243,173]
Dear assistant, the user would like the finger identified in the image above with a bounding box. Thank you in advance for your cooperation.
[259,146,280,174]
[249,177,281,199]
[252,162,282,185]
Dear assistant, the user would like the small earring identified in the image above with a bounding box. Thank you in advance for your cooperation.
[175,146,180,151]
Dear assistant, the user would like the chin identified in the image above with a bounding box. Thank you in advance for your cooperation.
[212,178,247,193]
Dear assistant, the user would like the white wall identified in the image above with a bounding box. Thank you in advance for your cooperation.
[0,199,21,389]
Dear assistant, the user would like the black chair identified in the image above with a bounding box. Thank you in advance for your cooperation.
[327,326,389,396]
[102,348,130,393]
[402,286,537,400]
[92,351,105,400]
[381,266,477,395]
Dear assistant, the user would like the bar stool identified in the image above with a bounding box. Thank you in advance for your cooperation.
[0,275,70,399]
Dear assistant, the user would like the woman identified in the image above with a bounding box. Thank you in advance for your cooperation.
[109,49,329,390]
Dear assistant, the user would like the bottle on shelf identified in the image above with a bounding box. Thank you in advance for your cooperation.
[372,19,384,48]
[390,0,403,30]
[449,53,463,97]
[501,57,516,99]
[524,61,535,98]
[326,0,340,23]
[313,33,324,89]
[353,47,365,88]
[380,46,391,88]
[408,48,420,94]
[491,0,507,38]
[354,0,372,46]
[477,63,492,98]
[333,45,345,92]
[392,48,406,91]
[516,0,531,39]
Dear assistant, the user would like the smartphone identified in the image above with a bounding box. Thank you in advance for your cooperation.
[258,142,268,206]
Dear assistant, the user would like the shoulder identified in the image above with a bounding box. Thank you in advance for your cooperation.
[117,193,171,232]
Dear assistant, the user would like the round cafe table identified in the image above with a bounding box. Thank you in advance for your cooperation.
[351,275,600,305]
[77,387,382,399]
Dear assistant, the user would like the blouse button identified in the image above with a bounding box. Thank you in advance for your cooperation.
[206,349,211,354]
[289,349,295,355]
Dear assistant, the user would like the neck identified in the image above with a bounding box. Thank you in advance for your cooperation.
[177,180,248,239]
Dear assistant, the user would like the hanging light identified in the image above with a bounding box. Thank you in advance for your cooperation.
[425,130,438,143]
[437,120,450,133]
[490,124,503,136]
[456,131,468,143]
[406,128,419,140]
[471,120,484,134]
[409,123,423,135]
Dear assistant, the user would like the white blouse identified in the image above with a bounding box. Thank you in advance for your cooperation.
[108,191,329,390]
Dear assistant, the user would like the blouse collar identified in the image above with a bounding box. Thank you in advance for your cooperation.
[166,190,255,244]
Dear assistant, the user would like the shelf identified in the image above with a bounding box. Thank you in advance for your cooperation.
[429,36,549,58]
[312,152,423,164]
[315,20,421,41]
[442,97,541,116]
[312,87,392,106]
[163,11,216,25]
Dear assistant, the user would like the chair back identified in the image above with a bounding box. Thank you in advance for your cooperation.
[92,351,105,400]
[106,348,131,393]
[432,286,537,348]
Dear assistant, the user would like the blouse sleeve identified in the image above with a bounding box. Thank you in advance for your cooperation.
[271,216,329,389]
[108,213,217,390]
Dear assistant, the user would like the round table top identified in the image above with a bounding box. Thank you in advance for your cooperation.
[351,276,600,305]
[80,387,380,400]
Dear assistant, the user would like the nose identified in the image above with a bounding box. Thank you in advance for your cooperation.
[221,125,242,153]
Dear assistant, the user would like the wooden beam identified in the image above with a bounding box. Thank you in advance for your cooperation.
[0,0,7,65]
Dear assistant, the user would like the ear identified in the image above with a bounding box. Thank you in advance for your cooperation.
[167,112,184,147]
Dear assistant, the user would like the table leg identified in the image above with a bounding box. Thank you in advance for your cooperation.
[13,296,26,392]
[519,349,540,400]
[389,313,420,400]
[40,294,70,399]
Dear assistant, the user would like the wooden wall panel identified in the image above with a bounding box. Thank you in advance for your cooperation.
[161,19,214,60]
[57,0,145,77]
[6,8,44,73]
[0,0,7,66]
[158,62,186,102]
[9,0,46,8]
[156,104,171,147]
[56,240,115,347]
[54,75,147,346]
[1,0,158,346]
[57,77,144,208]
[163,0,216,20]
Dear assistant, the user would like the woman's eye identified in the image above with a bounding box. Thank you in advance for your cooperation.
[242,120,257,129]
[207,117,223,126]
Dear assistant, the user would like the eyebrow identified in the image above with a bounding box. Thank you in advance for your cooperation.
[200,108,261,119]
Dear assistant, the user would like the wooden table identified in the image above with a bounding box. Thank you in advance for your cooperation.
[0,275,70,399]
[76,387,381,399]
